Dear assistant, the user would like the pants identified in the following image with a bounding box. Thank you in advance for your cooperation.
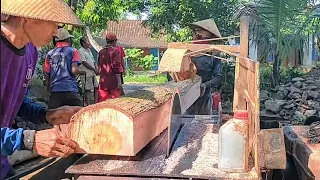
[48,92,82,109]
[98,89,121,102]
[81,75,98,91]
[186,89,213,115]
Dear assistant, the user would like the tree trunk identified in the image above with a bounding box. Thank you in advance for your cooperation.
[272,53,280,87]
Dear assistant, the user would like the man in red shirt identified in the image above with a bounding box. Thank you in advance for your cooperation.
[97,32,123,102]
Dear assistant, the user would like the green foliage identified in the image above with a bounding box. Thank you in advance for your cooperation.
[241,0,319,86]
[75,0,146,33]
[125,48,156,71]
[126,0,243,42]
[280,66,307,83]
[220,62,236,108]
[124,73,168,84]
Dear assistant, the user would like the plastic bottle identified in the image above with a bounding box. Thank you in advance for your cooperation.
[218,110,249,173]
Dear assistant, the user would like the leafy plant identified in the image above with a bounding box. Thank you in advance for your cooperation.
[237,0,319,87]
[125,48,156,71]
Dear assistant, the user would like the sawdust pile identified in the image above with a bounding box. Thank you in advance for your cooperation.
[163,122,258,179]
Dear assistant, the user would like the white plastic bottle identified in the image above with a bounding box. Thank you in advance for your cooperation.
[218,110,249,173]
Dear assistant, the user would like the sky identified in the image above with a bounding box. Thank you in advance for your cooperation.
[125,12,149,20]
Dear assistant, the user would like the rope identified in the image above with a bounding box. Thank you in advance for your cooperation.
[302,121,320,144]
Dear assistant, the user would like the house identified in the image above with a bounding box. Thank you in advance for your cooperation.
[94,20,168,70]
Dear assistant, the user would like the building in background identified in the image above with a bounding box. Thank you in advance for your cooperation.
[95,20,167,71]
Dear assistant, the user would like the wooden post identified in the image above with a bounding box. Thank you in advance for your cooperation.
[233,16,249,111]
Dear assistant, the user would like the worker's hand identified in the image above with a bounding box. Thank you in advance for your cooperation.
[46,106,82,125]
[33,128,76,157]
[123,71,126,77]
[200,83,206,97]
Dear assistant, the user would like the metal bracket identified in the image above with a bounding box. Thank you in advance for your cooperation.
[258,122,286,169]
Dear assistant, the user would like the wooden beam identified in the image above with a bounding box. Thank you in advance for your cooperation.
[167,42,240,53]
[66,78,201,156]
[233,16,250,111]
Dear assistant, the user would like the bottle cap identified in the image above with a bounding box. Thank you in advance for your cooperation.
[234,110,249,120]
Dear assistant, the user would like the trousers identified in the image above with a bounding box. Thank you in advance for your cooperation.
[186,89,213,115]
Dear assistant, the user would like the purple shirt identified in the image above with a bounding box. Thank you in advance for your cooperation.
[1,32,38,179]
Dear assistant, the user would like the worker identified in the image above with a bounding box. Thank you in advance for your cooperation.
[97,32,124,102]
[78,36,99,105]
[186,19,223,115]
[43,28,86,109]
[1,0,82,179]
[116,45,126,95]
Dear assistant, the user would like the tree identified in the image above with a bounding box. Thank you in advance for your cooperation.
[126,0,244,42]
[236,0,319,87]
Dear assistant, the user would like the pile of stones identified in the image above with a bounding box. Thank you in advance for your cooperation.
[260,72,320,123]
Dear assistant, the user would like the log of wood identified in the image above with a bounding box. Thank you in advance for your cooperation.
[67,77,201,156]
[67,86,178,156]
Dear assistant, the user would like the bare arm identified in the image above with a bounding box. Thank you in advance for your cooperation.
[72,63,86,75]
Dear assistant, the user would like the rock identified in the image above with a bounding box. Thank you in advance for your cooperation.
[307,100,315,108]
[278,86,285,92]
[292,77,305,82]
[274,92,285,100]
[294,111,306,120]
[284,103,295,109]
[301,91,308,102]
[305,79,314,84]
[285,82,292,87]
[314,103,320,111]
[308,86,318,90]
[308,91,319,99]
[288,92,302,99]
[294,81,302,88]
[283,89,289,96]
[314,80,320,88]
[279,109,286,116]
[260,109,281,118]
[264,100,286,113]
[304,110,317,117]
[301,86,309,91]
[260,91,269,100]
[290,86,302,94]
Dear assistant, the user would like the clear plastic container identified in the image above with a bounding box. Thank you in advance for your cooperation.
[218,110,249,173]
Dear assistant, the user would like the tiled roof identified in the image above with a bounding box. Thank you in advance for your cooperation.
[95,20,167,49]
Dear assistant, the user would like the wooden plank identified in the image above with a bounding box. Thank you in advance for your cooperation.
[167,42,240,53]
[158,48,191,72]
[233,16,250,111]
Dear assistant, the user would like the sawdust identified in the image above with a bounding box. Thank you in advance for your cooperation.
[102,160,129,171]
[163,122,258,179]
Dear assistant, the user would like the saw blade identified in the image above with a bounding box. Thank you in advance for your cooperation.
[167,93,183,157]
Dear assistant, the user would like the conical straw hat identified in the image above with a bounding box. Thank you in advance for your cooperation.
[189,19,222,38]
[1,0,83,26]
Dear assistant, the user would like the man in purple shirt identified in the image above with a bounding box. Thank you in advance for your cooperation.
[1,0,83,179]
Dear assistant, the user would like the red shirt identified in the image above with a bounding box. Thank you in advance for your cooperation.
[98,46,123,90]
[116,46,126,69]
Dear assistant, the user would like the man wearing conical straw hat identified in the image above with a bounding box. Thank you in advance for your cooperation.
[1,0,83,178]
[186,19,223,115]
